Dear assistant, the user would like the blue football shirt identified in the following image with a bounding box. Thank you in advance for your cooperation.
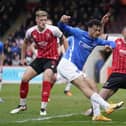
[58,22,115,70]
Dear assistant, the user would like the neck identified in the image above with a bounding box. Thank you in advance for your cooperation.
[38,26,45,32]
[88,32,93,38]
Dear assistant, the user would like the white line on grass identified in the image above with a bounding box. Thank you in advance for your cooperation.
[16,107,126,124]
[16,113,80,123]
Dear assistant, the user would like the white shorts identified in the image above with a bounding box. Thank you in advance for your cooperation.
[57,58,86,82]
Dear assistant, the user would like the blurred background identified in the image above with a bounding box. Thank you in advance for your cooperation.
[0,0,126,83]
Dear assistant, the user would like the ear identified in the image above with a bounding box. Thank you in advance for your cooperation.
[35,17,38,23]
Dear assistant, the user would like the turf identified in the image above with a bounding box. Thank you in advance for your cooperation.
[0,83,126,126]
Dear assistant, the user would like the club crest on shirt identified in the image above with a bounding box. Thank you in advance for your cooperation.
[46,33,51,38]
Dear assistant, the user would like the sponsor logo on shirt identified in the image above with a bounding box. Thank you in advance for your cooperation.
[79,41,93,50]
[38,41,48,48]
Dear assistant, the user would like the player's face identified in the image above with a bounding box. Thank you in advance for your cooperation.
[36,16,47,30]
[88,25,101,38]
[122,27,126,39]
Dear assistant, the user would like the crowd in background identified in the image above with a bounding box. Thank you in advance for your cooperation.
[0,0,125,66]
[0,0,25,37]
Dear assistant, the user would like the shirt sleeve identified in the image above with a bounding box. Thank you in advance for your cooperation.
[25,29,32,41]
[53,26,63,38]
[57,22,82,36]
[96,38,116,48]
[0,42,3,54]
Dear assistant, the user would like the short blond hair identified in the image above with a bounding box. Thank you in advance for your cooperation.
[35,10,48,17]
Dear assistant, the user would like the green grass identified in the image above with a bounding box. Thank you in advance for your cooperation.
[0,83,126,126]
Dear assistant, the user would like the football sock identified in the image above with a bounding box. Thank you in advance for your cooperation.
[90,93,109,110]
[41,81,51,109]
[91,100,101,116]
[20,81,29,98]
[20,98,27,106]
[64,82,72,91]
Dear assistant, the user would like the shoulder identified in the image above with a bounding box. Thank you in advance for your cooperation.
[46,24,61,31]
[75,27,86,33]
[46,24,63,37]
[115,38,125,45]
[26,25,38,33]
[115,38,123,42]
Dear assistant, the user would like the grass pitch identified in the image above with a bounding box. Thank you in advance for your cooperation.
[0,83,126,126]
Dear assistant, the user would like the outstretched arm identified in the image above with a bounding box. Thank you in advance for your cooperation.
[100,12,111,39]
[58,15,83,36]
[97,38,116,49]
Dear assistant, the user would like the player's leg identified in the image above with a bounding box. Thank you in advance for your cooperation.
[99,88,117,100]
[84,73,124,116]
[99,73,124,110]
[58,58,123,120]
[72,76,111,109]
[40,59,58,116]
[72,76,123,120]
[10,58,42,114]
[40,68,55,115]
[10,66,37,114]
[84,88,117,116]
[64,82,73,96]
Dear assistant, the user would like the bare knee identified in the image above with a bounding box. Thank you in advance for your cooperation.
[22,66,37,82]
[22,75,30,82]
[43,69,55,83]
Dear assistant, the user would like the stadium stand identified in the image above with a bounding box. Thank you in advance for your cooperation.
[0,0,126,66]
[0,0,25,37]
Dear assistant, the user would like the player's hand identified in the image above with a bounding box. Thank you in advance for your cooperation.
[104,45,112,52]
[60,15,71,23]
[101,12,111,24]
[20,59,26,66]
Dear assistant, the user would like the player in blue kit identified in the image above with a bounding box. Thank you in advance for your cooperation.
[57,15,124,121]
[0,41,4,103]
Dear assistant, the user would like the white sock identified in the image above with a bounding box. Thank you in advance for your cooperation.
[41,102,48,109]
[90,93,109,110]
[91,100,101,116]
[65,82,72,91]
[20,98,26,106]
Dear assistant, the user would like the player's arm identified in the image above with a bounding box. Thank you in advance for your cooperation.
[53,26,68,51]
[99,12,111,39]
[60,35,68,51]
[30,42,37,56]
[97,38,116,49]
[21,28,33,65]
[21,39,28,65]
[57,15,82,36]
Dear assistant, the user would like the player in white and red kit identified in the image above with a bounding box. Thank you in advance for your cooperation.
[84,27,126,117]
[10,10,68,115]
[100,27,126,100]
